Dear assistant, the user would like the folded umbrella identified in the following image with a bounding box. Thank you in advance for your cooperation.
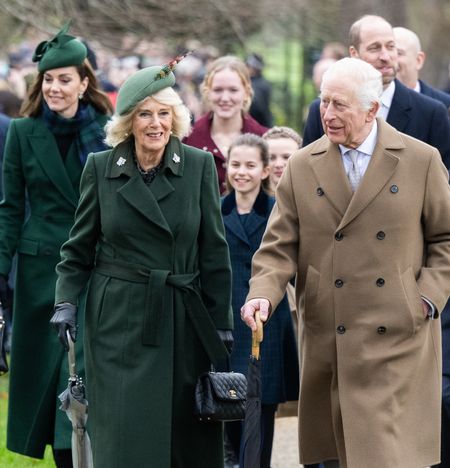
[59,331,93,468]
[241,312,264,468]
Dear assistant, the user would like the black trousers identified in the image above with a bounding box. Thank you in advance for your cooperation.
[434,374,450,468]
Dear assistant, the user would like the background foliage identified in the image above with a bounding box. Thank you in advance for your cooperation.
[0,0,448,134]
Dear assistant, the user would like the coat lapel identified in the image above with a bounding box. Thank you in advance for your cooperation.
[222,191,250,246]
[386,80,411,134]
[310,136,353,218]
[337,120,403,230]
[29,120,78,207]
[106,140,173,235]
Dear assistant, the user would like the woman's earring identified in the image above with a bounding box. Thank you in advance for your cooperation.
[78,92,84,100]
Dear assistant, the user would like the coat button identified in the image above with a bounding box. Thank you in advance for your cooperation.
[335,232,344,241]
[337,325,346,334]
[376,231,385,240]
[335,279,344,288]
[377,326,387,334]
[376,278,385,287]
[390,185,399,193]
[316,187,324,196]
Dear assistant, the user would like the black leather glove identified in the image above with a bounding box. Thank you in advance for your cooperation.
[0,275,12,308]
[217,329,234,354]
[50,302,77,351]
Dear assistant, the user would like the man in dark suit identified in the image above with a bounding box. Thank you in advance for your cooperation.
[393,27,450,108]
[302,15,450,170]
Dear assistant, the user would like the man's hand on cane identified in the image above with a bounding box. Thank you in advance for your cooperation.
[240,298,271,331]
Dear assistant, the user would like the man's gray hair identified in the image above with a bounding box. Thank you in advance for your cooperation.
[321,57,383,110]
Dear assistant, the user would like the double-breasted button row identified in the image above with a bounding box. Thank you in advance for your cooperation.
[334,230,385,241]
[335,278,385,287]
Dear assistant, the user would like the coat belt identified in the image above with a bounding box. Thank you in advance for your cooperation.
[94,258,228,366]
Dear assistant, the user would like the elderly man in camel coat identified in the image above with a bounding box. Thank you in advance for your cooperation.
[241,57,450,468]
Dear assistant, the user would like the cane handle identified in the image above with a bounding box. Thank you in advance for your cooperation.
[251,311,264,359]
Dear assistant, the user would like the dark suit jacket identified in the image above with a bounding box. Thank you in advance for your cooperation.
[420,79,450,108]
[221,189,299,404]
[302,79,450,169]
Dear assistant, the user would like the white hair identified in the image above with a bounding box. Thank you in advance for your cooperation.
[105,87,191,147]
[320,57,383,110]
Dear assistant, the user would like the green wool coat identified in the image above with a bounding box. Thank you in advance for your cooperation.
[54,136,233,468]
[0,114,108,458]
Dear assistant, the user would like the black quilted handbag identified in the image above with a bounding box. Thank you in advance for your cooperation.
[194,371,247,422]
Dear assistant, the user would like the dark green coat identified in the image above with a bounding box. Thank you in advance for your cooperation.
[55,137,233,468]
[0,114,108,458]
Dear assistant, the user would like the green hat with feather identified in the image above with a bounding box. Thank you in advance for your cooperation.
[116,52,191,115]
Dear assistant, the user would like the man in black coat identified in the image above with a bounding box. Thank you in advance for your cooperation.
[302,15,450,170]
[246,53,274,128]
[393,27,450,108]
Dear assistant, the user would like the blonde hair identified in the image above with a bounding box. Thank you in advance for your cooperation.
[263,126,302,147]
[105,87,191,147]
[201,55,254,113]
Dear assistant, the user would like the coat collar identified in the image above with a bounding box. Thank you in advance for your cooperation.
[106,135,185,180]
[221,190,272,245]
[386,79,411,133]
[310,119,402,229]
[105,136,186,236]
[29,118,79,207]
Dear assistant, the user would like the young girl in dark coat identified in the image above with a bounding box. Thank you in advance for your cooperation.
[221,133,299,468]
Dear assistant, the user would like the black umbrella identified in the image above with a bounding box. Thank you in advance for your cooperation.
[241,312,264,468]
[59,332,93,468]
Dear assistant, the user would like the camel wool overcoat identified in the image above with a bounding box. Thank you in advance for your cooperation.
[55,136,233,468]
[248,119,450,468]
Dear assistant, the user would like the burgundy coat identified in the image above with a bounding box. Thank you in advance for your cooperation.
[183,112,268,193]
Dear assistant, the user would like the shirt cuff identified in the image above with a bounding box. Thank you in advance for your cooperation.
[422,296,438,319]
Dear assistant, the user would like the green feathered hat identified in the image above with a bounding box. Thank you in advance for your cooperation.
[116,52,192,115]
[32,21,87,73]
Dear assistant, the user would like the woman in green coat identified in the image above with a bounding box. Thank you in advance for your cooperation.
[0,24,113,467]
[50,62,233,468]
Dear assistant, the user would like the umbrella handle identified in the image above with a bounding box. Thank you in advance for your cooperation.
[251,311,264,359]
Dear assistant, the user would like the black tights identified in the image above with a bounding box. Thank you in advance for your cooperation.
[52,448,73,468]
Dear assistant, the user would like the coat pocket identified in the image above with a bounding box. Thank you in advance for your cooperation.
[303,265,321,322]
[17,238,39,256]
[400,267,425,334]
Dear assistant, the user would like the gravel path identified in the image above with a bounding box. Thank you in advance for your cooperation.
[271,416,303,467]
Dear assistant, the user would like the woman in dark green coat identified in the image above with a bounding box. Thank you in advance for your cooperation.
[0,24,112,467]
[51,62,233,468]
